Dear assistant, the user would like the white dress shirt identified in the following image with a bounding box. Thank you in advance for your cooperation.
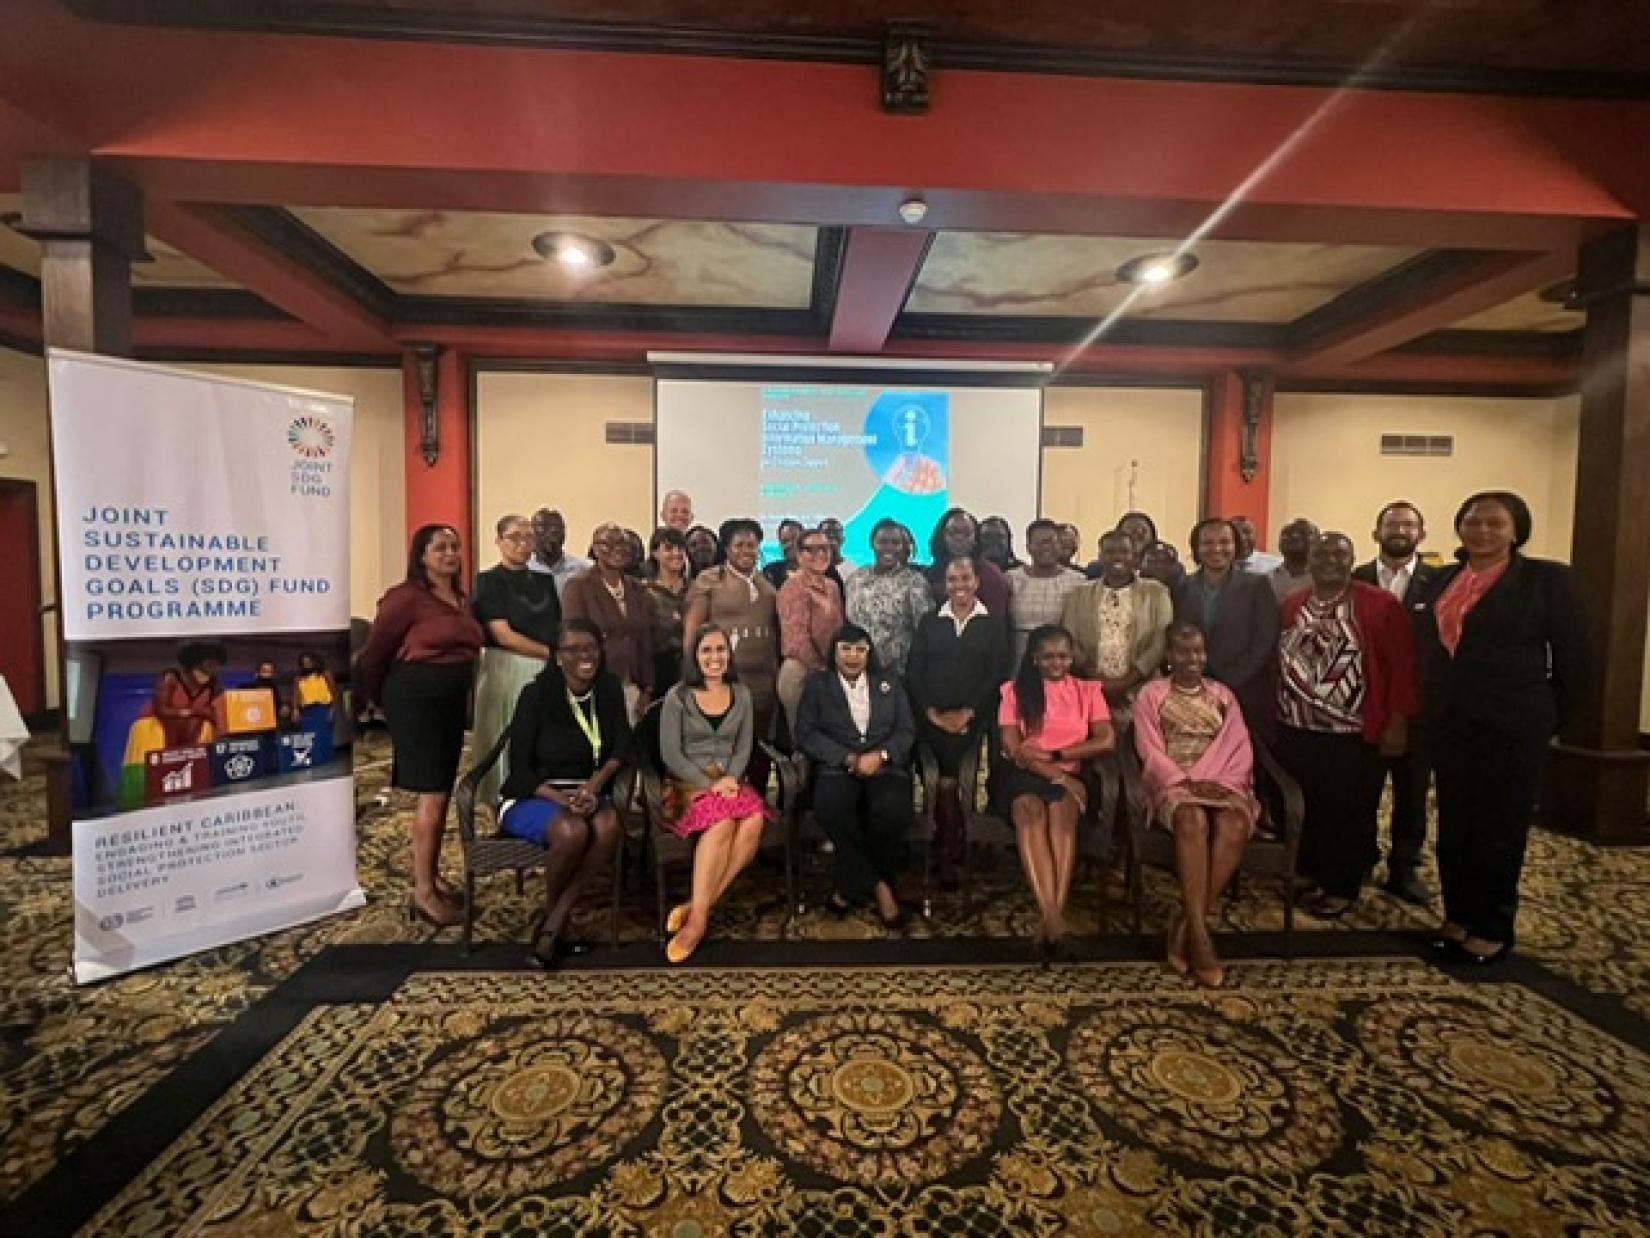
[839,673,872,739]
[941,598,990,636]
[1376,556,1417,602]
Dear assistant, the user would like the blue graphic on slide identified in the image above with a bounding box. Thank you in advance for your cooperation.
[842,391,950,566]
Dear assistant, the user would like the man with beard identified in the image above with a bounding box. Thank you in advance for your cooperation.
[527,507,589,592]
[1353,500,1438,905]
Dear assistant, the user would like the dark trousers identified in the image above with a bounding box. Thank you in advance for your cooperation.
[813,768,912,903]
[1276,724,1386,900]
[1382,729,1432,872]
[1434,719,1549,946]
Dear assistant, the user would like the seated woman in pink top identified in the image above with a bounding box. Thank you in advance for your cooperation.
[1132,620,1261,989]
[998,624,1115,959]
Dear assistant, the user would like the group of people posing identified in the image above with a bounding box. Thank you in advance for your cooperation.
[356,486,1589,985]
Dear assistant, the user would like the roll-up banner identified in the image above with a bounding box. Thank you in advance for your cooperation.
[49,350,366,984]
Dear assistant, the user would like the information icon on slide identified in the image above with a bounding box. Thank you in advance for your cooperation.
[880,398,946,495]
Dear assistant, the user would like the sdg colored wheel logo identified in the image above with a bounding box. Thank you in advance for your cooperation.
[287,416,336,460]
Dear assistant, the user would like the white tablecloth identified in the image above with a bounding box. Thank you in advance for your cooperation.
[0,675,28,780]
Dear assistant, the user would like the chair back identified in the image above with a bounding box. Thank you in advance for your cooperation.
[455,730,510,844]
[631,697,669,818]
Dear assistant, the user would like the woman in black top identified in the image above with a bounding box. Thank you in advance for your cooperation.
[473,513,562,803]
[1417,491,1590,966]
[906,554,1011,878]
[500,618,632,967]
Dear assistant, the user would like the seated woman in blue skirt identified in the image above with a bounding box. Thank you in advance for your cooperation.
[499,617,632,968]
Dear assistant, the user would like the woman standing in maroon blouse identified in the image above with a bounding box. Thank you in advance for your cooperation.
[358,523,485,928]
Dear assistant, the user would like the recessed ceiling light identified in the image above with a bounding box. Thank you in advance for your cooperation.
[1537,278,1579,310]
[1116,251,1199,288]
[531,231,616,270]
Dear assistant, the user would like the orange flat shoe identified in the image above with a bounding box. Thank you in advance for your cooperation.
[666,928,702,965]
[666,903,691,935]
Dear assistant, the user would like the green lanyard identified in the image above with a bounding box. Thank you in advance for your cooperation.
[567,690,602,762]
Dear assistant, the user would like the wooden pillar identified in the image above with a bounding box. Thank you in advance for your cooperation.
[401,346,474,576]
[1544,225,1650,844]
[19,159,145,848]
[1204,368,1274,544]
[20,159,144,356]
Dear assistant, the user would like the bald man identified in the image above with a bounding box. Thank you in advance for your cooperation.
[659,490,695,532]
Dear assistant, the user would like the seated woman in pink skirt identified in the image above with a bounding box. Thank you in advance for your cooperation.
[658,623,772,964]
[1132,620,1261,989]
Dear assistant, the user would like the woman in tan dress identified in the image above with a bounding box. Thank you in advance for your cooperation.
[683,518,779,778]
[1133,621,1260,989]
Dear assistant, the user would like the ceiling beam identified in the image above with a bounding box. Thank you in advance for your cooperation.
[1284,249,1576,371]
[828,228,933,354]
[3,0,1648,245]
[143,201,395,351]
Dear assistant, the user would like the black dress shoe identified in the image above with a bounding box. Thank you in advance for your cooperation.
[528,931,561,971]
[1461,941,1511,967]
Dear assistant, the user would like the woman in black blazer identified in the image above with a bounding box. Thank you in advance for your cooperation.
[500,619,633,967]
[795,623,916,928]
[1417,491,1590,965]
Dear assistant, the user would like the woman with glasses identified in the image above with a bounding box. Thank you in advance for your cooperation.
[776,527,846,740]
[358,523,485,929]
[562,521,655,720]
[499,619,631,968]
[795,624,915,928]
[472,512,561,802]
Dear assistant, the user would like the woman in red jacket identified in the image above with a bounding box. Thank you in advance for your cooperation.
[1274,531,1417,919]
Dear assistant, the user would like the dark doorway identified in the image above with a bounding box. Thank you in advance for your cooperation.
[0,479,46,717]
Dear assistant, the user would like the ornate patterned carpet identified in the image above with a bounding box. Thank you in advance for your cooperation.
[3,736,1650,1233]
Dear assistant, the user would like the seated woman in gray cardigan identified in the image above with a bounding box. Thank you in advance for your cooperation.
[658,623,772,964]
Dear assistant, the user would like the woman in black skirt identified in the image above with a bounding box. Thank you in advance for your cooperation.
[358,523,485,928]
[904,554,1011,882]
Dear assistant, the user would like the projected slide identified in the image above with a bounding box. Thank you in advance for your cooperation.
[657,377,1041,566]
[760,387,951,565]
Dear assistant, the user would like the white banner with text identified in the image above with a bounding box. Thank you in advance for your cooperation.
[50,351,364,984]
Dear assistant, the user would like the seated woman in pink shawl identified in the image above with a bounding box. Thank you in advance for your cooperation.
[1132,620,1261,989]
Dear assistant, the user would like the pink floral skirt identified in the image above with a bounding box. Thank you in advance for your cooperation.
[664,782,774,839]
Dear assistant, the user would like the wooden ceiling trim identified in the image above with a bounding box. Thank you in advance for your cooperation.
[1286,248,1575,370]
[62,0,1650,100]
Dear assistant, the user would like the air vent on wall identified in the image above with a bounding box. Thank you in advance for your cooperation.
[605,421,655,445]
[1041,425,1085,449]
[1380,433,1453,457]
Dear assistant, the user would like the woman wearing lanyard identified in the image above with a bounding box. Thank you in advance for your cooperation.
[498,619,631,968]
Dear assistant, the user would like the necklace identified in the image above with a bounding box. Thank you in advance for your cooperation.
[600,572,627,612]
[727,564,760,603]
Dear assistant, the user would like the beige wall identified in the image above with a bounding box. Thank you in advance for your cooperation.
[475,371,657,556]
[187,364,405,620]
[1270,393,1581,561]
[1041,385,1205,555]
[0,347,58,708]
[0,351,404,708]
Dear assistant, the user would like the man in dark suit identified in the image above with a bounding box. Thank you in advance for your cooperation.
[1353,500,1438,905]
